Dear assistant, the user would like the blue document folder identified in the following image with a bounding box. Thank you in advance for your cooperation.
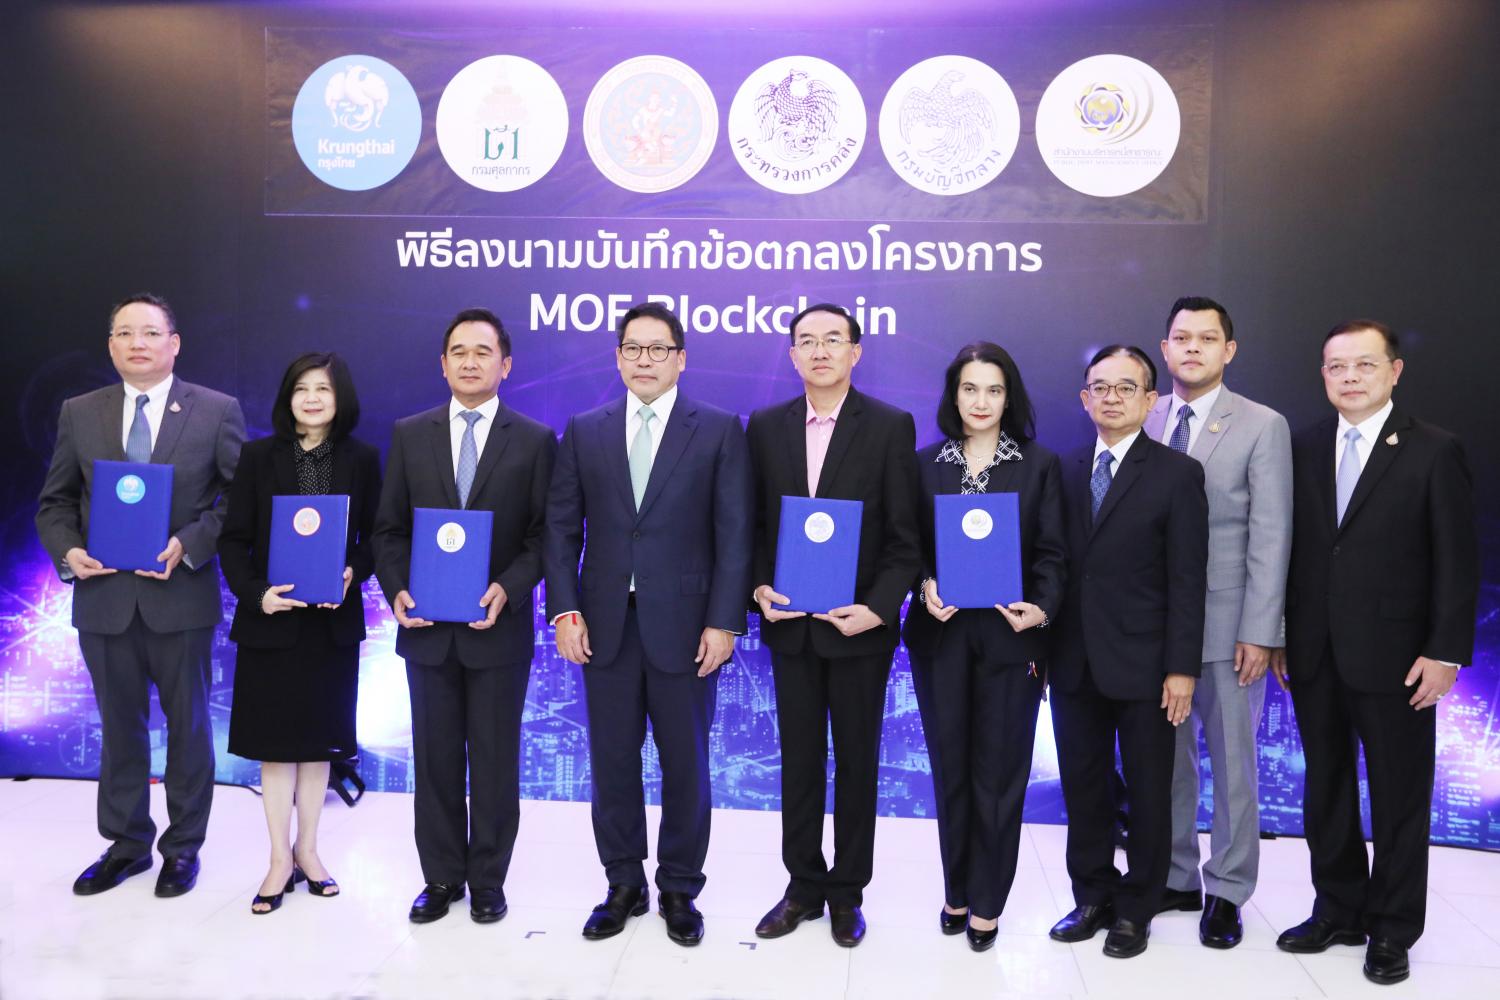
[267,494,350,606]
[773,496,863,614]
[88,460,172,572]
[408,507,493,623]
[934,492,1023,609]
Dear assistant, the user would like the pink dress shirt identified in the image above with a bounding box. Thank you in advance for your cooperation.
[805,393,848,497]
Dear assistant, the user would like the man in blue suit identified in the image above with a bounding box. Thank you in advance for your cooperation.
[544,301,753,946]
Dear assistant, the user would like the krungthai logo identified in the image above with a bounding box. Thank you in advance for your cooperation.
[291,54,421,191]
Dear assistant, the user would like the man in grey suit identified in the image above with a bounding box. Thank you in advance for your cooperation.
[35,293,245,898]
[1143,296,1292,947]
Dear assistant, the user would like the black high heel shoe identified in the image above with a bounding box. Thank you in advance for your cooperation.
[940,908,968,935]
[966,919,999,952]
[250,871,298,915]
[293,865,339,897]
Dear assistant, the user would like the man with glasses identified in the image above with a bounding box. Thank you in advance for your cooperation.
[545,301,752,946]
[747,303,921,947]
[1272,321,1477,986]
[36,292,245,898]
[1048,344,1207,959]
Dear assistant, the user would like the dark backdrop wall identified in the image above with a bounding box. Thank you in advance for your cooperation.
[3,0,1497,848]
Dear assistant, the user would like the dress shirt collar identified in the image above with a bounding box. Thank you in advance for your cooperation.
[626,384,678,423]
[449,394,500,424]
[123,373,173,405]
[1336,398,1394,444]
[805,392,848,425]
[1094,429,1142,466]
[1168,382,1223,425]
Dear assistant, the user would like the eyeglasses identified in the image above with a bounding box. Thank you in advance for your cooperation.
[1085,381,1142,400]
[1321,359,1389,378]
[110,328,169,341]
[793,336,852,354]
[619,343,681,362]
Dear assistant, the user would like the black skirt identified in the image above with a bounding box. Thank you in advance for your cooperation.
[228,612,358,763]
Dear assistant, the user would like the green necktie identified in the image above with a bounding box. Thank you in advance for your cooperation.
[629,404,655,510]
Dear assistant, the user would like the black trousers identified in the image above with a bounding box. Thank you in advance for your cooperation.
[1290,645,1436,947]
[78,613,215,860]
[405,653,530,889]
[771,648,893,908]
[581,604,719,896]
[1051,669,1175,924]
[911,631,1042,919]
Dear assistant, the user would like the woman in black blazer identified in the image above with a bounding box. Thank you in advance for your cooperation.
[218,352,381,914]
[901,341,1066,951]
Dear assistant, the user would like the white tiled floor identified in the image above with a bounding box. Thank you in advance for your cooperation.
[1,779,1498,998]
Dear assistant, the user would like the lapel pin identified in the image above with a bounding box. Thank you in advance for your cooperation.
[1208,421,1221,434]
[1385,432,1398,445]
[169,401,182,413]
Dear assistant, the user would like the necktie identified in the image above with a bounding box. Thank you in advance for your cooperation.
[1090,450,1115,521]
[629,404,656,509]
[1335,427,1362,524]
[456,410,481,507]
[1168,405,1193,454]
[126,394,152,463]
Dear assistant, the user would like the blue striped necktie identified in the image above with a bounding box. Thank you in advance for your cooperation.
[125,394,152,463]
[1168,405,1193,453]
[456,410,482,507]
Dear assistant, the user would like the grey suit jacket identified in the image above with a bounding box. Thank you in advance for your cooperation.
[1144,385,1292,661]
[35,378,246,635]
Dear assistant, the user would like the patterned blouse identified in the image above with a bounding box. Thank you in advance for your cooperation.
[292,436,334,495]
[934,431,1023,493]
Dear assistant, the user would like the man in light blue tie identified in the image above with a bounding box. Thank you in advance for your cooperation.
[545,302,753,946]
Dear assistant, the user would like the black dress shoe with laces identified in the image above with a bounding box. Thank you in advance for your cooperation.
[1049,903,1115,942]
[73,852,153,896]
[1276,916,1366,953]
[1102,918,1150,958]
[1363,937,1410,985]
[582,885,648,940]
[659,891,704,946]
[409,882,465,923]
[470,887,508,924]
[154,855,200,897]
[829,904,866,947]
[939,908,968,935]
[1156,887,1203,914]
[755,897,824,938]
[1199,894,1243,949]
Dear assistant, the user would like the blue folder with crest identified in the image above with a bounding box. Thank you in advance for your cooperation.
[88,460,173,572]
[408,507,493,623]
[934,492,1023,609]
[773,496,863,614]
[267,494,350,606]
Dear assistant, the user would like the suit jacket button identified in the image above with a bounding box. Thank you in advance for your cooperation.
[633,531,640,540]
[1331,545,1340,556]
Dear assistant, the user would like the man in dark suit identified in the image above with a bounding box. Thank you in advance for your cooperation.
[373,307,557,925]
[747,303,921,948]
[1272,320,1477,986]
[36,292,245,898]
[544,301,752,947]
[1048,344,1207,959]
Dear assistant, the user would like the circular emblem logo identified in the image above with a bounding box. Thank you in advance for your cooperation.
[584,55,718,194]
[1035,54,1181,198]
[292,506,322,537]
[803,512,836,544]
[728,55,866,195]
[879,55,1021,197]
[961,508,994,541]
[115,475,146,505]
[436,522,467,553]
[291,55,422,191]
[437,55,569,192]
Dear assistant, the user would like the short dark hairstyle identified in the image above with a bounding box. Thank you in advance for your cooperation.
[108,292,177,334]
[442,307,511,357]
[937,341,1035,444]
[1166,295,1234,342]
[1324,318,1400,360]
[617,301,685,349]
[271,352,361,443]
[789,302,862,344]
[1085,344,1157,391]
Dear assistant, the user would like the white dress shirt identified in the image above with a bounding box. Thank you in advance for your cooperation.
[1334,398,1394,480]
[1094,428,1142,468]
[448,395,500,476]
[1160,382,1223,454]
[121,374,174,453]
[624,384,677,465]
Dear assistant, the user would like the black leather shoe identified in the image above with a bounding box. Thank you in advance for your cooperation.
[154,855,200,897]
[829,904,866,947]
[582,885,648,940]
[755,897,824,938]
[1199,894,1243,949]
[73,852,152,896]
[659,891,704,946]
[1276,916,1366,953]
[1049,903,1115,942]
[966,921,998,952]
[939,908,968,935]
[470,887,508,924]
[1363,937,1410,985]
[409,882,465,923]
[1156,887,1203,914]
[1103,918,1150,958]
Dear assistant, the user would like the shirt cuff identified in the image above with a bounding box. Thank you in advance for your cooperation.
[550,610,580,627]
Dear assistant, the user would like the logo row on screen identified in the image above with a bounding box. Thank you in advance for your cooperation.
[291,53,1181,199]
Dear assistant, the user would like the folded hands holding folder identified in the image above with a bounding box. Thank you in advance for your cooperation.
[760,497,884,637]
